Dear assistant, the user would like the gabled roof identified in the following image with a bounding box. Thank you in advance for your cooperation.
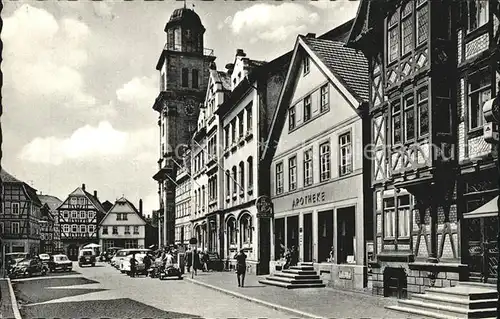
[216,71,232,92]
[0,169,22,183]
[39,195,63,213]
[1,169,42,206]
[41,204,55,222]
[99,196,147,226]
[301,37,369,102]
[262,34,368,162]
[58,186,105,214]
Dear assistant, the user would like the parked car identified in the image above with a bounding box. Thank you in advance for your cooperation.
[6,252,29,267]
[101,247,123,262]
[78,249,96,267]
[48,254,73,272]
[9,258,47,278]
[121,254,148,276]
[113,249,152,272]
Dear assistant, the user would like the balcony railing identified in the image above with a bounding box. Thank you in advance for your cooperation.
[162,43,214,57]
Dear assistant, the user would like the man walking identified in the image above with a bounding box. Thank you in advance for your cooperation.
[234,249,247,287]
[129,254,137,278]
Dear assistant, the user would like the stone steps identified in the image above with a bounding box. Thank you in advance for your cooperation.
[259,262,325,289]
[386,282,498,319]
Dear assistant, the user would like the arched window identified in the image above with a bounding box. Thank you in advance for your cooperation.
[227,217,237,245]
[240,214,252,244]
[247,156,253,190]
[239,161,245,195]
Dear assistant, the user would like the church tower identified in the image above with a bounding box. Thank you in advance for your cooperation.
[153,6,215,247]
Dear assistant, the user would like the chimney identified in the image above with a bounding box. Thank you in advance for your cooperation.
[94,190,98,199]
[306,33,316,38]
[225,63,234,76]
[139,199,143,216]
[236,49,246,57]
[82,183,86,191]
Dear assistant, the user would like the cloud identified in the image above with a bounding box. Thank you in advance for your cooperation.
[92,1,115,20]
[228,3,319,42]
[3,4,97,108]
[116,76,158,108]
[309,1,360,26]
[19,121,156,165]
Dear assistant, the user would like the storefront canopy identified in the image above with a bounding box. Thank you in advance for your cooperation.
[463,196,499,219]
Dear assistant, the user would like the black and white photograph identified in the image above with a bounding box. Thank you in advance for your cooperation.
[0,0,500,318]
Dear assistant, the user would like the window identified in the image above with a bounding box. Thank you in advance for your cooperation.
[88,211,94,220]
[231,120,236,144]
[80,211,86,219]
[383,198,396,238]
[63,211,69,219]
[238,112,244,138]
[0,222,3,234]
[228,218,236,245]
[182,68,189,87]
[304,96,312,122]
[468,0,489,33]
[398,195,411,238]
[392,100,402,144]
[79,198,85,206]
[225,170,230,197]
[174,28,181,51]
[247,157,253,190]
[12,202,19,214]
[289,106,296,130]
[134,226,139,234]
[102,226,108,235]
[320,142,331,181]
[202,186,205,209]
[468,69,491,130]
[112,226,118,235]
[417,87,429,136]
[88,225,95,234]
[63,224,70,233]
[241,214,252,243]
[246,105,253,133]
[70,197,77,204]
[72,224,77,233]
[320,85,329,112]
[303,149,313,186]
[80,225,86,233]
[232,166,237,196]
[116,213,122,221]
[403,94,415,141]
[194,190,198,211]
[416,1,429,45]
[387,12,399,63]
[288,156,297,191]
[339,133,352,176]
[401,2,413,55]
[239,162,245,194]
[276,162,284,194]
[303,56,310,75]
[71,211,77,219]
[192,69,199,88]
[11,222,19,234]
[125,226,130,234]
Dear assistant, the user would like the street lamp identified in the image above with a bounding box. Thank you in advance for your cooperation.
[482,80,499,317]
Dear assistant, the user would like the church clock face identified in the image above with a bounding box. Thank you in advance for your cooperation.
[185,103,194,116]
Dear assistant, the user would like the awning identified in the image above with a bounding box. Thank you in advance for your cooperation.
[463,196,499,219]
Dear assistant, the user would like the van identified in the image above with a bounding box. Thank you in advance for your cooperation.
[78,249,96,267]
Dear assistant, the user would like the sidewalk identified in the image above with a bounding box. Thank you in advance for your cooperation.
[185,271,426,319]
[0,278,21,319]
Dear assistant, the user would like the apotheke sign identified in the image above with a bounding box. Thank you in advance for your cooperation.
[292,191,326,209]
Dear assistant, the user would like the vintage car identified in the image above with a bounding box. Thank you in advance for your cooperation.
[9,258,47,278]
[48,254,73,272]
[114,249,151,272]
[78,249,96,267]
[121,253,148,276]
[6,252,29,268]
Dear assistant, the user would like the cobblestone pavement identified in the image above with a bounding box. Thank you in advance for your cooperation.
[187,271,431,319]
[12,262,290,318]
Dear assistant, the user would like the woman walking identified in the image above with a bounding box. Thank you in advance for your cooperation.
[234,249,247,288]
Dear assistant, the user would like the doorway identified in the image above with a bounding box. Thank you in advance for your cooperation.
[337,206,355,264]
[318,210,333,262]
[67,244,79,261]
[259,218,271,274]
[467,216,499,284]
[287,216,299,250]
[383,267,407,298]
[303,213,313,262]
[274,218,285,260]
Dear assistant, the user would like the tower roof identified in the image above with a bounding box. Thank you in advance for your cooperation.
[166,7,203,30]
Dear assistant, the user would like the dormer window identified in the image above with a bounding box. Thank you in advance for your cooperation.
[303,57,310,75]
[467,0,489,33]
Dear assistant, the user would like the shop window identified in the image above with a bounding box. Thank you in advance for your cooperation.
[467,0,489,33]
[276,162,284,194]
[337,206,355,264]
[468,69,491,131]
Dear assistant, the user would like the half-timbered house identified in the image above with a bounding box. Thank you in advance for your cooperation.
[0,169,43,255]
[39,195,63,254]
[347,0,500,298]
[57,184,106,260]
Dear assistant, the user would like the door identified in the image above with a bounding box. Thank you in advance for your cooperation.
[274,218,285,260]
[303,213,312,262]
[467,216,499,283]
[67,244,79,261]
[259,218,271,274]
[337,207,355,264]
[287,216,299,250]
[318,210,334,262]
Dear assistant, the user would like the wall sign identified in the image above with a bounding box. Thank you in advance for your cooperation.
[292,192,326,209]
[339,270,352,280]
[256,195,273,218]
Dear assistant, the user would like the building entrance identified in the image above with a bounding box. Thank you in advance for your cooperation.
[337,206,355,263]
[287,216,299,250]
[274,218,285,259]
[303,213,312,262]
[318,210,333,262]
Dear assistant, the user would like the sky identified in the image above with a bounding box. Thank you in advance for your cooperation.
[1,0,360,217]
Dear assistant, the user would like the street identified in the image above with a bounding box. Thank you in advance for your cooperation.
[11,262,290,318]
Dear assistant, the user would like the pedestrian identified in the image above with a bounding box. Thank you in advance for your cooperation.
[192,248,201,278]
[283,248,291,269]
[291,246,298,267]
[129,254,137,278]
[184,247,192,274]
[143,253,152,276]
[202,250,209,272]
[234,249,247,287]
